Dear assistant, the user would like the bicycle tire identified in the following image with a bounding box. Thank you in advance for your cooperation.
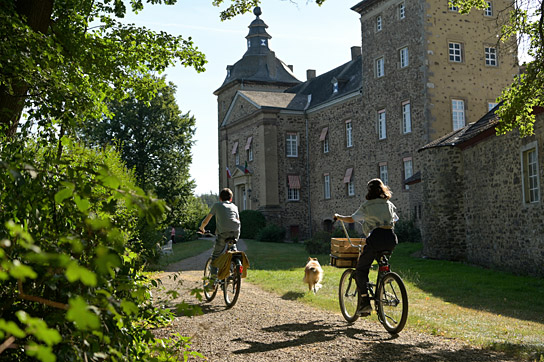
[338,268,359,323]
[376,272,408,334]
[203,258,218,302]
[223,260,241,308]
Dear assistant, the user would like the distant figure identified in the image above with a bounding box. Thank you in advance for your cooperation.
[171,226,175,244]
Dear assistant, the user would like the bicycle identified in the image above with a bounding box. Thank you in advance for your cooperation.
[199,231,245,309]
[335,220,409,334]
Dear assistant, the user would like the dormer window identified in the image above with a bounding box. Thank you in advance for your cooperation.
[247,40,251,48]
[333,81,339,93]
[227,69,231,77]
[260,39,267,46]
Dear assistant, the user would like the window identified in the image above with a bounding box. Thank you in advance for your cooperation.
[346,121,353,147]
[484,1,493,16]
[287,175,301,201]
[402,101,412,133]
[376,15,382,31]
[485,46,497,66]
[403,157,413,190]
[324,174,331,199]
[449,42,462,62]
[452,99,465,130]
[260,39,267,46]
[376,57,385,77]
[378,109,386,140]
[320,127,329,153]
[344,168,354,196]
[488,102,498,111]
[231,141,239,165]
[333,81,339,93]
[448,1,459,11]
[245,136,253,161]
[399,47,409,68]
[521,143,540,204]
[286,133,298,157]
[399,2,406,19]
[379,162,389,185]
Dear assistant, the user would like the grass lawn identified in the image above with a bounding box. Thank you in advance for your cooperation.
[243,240,544,361]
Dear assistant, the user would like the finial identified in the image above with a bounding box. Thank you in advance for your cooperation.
[254,7,262,17]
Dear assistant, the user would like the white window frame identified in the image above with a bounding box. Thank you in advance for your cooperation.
[376,15,382,31]
[287,188,300,201]
[248,147,253,161]
[323,136,329,153]
[378,109,386,140]
[286,133,298,157]
[484,1,493,16]
[449,42,463,62]
[376,57,385,78]
[324,174,331,199]
[403,157,413,190]
[485,46,497,66]
[379,163,389,186]
[521,142,540,204]
[452,99,465,130]
[399,47,409,68]
[399,2,406,19]
[402,101,412,134]
[346,121,353,148]
[348,181,355,196]
[235,153,240,165]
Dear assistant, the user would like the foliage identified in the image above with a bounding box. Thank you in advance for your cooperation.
[451,0,544,136]
[199,192,219,208]
[394,219,422,243]
[239,210,266,239]
[256,224,286,243]
[0,136,203,360]
[212,0,326,20]
[304,231,332,255]
[80,77,197,226]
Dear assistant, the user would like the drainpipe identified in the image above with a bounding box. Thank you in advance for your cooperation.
[304,94,312,238]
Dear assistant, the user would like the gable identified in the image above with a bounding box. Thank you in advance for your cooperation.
[221,92,261,127]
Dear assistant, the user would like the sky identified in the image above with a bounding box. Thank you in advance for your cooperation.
[122,0,362,195]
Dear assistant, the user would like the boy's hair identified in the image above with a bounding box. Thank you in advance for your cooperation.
[219,188,233,201]
[366,178,392,200]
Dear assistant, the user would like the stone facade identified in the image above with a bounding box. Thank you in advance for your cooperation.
[420,112,544,277]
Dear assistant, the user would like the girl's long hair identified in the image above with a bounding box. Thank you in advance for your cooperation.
[365,178,392,200]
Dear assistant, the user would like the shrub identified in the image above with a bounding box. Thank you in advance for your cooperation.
[395,218,422,243]
[304,231,332,255]
[240,210,266,239]
[256,224,285,243]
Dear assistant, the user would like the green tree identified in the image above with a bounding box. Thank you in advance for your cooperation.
[81,76,196,225]
[451,0,543,136]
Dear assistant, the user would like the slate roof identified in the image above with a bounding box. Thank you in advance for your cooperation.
[285,55,362,110]
[419,103,502,151]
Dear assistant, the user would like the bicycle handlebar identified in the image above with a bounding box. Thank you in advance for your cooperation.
[197,230,215,238]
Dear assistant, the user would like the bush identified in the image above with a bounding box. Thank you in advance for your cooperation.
[240,210,266,239]
[304,231,332,255]
[256,224,285,243]
[395,218,422,243]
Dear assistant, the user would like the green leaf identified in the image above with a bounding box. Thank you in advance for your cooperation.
[54,187,73,204]
[65,262,97,286]
[73,194,91,212]
[66,297,100,330]
[0,319,26,338]
[25,342,56,362]
[120,300,138,316]
[9,260,38,281]
[15,311,62,346]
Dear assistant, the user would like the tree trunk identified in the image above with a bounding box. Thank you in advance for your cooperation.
[0,0,54,137]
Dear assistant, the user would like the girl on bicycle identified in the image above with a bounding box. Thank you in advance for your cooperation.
[334,178,398,315]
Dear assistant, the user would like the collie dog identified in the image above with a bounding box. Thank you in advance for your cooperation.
[303,257,323,294]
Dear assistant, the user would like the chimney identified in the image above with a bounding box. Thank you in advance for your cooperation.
[351,46,362,60]
[307,69,316,80]
[288,65,294,72]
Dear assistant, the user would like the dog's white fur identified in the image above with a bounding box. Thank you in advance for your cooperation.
[303,257,323,294]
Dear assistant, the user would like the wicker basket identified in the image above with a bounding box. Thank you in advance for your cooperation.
[330,237,365,268]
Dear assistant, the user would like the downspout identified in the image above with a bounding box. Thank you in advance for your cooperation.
[304,94,313,238]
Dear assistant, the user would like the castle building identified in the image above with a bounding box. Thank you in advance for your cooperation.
[214,2,519,241]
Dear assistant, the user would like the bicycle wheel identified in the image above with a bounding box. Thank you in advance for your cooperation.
[338,269,359,323]
[203,258,218,302]
[223,260,241,308]
[376,272,408,334]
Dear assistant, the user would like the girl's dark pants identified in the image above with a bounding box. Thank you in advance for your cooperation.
[356,228,398,294]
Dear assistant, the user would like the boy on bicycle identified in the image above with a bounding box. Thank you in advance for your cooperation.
[334,178,398,315]
[199,188,241,279]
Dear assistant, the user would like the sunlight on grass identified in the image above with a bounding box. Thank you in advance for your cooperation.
[243,239,544,361]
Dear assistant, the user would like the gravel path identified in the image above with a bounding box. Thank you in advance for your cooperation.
[153,240,519,362]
